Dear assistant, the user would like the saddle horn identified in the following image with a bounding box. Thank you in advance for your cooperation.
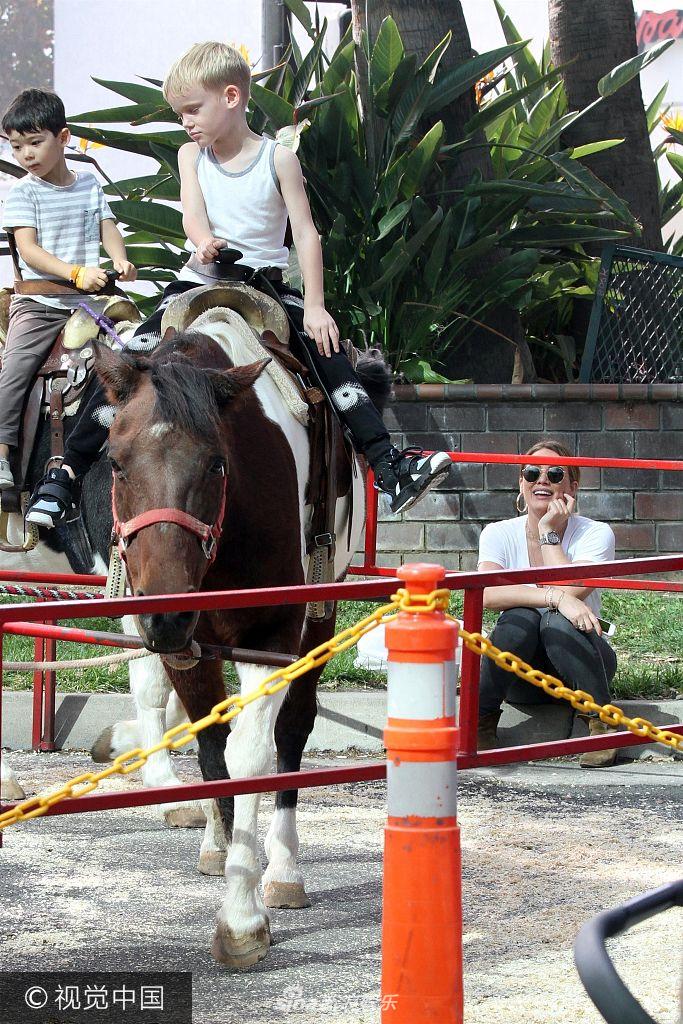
[160,283,289,345]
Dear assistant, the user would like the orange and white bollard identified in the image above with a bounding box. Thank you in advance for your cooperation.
[381,563,463,1024]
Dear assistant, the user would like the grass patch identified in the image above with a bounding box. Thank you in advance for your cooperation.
[1,590,681,700]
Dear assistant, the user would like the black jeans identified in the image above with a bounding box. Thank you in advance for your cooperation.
[478,607,617,716]
[63,279,391,476]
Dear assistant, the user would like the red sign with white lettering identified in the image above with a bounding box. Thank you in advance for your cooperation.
[636,9,683,52]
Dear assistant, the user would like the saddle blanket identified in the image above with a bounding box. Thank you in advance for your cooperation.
[190,308,309,426]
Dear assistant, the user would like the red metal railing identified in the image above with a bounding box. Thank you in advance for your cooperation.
[1,553,682,830]
[1,448,681,823]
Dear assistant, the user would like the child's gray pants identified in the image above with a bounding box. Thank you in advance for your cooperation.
[0,297,70,448]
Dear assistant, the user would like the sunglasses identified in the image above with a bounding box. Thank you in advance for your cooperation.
[521,465,565,484]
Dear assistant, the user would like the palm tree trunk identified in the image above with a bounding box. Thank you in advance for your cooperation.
[549,0,662,250]
[351,0,535,382]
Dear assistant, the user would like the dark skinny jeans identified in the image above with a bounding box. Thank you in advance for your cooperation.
[478,607,617,717]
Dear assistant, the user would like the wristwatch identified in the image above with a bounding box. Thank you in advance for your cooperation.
[539,531,561,546]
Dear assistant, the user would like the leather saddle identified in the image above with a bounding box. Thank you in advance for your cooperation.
[162,277,356,619]
[0,291,141,505]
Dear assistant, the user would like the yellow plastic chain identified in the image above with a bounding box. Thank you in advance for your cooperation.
[0,588,679,831]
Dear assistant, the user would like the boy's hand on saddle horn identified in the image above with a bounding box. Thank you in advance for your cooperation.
[303,303,340,358]
[112,259,137,283]
[78,266,110,292]
[196,236,227,264]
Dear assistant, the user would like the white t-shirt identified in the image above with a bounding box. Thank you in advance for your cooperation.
[478,515,616,615]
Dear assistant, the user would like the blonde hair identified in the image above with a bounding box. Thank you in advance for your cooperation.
[524,438,581,486]
[163,42,251,105]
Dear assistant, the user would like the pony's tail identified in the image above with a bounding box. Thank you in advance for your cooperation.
[355,347,393,414]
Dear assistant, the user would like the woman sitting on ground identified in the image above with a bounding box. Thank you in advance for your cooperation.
[476,439,619,769]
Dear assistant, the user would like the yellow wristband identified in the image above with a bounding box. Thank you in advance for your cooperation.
[74,267,87,290]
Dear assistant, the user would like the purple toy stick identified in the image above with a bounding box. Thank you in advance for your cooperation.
[77,302,125,349]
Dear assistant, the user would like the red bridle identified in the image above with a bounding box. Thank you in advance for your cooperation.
[111,469,227,567]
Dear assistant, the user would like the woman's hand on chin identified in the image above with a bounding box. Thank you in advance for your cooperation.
[539,493,576,534]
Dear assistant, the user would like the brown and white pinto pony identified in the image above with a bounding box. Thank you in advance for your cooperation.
[93,325,367,969]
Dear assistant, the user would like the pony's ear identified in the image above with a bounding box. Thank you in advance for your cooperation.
[162,326,177,341]
[208,359,271,407]
[93,341,143,405]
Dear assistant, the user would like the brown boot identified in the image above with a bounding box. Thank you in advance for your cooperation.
[477,711,501,751]
[579,717,619,769]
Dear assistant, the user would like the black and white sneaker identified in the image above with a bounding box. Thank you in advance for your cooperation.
[374,446,452,514]
[25,468,76,529]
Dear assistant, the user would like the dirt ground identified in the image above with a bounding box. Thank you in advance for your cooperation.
[1,749,681,1024]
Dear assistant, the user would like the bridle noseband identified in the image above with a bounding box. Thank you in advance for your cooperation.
[111,468,227,568]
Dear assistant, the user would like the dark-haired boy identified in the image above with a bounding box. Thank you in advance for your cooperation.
[0,88,136,492]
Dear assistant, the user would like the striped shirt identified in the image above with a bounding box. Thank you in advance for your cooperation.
[1,170,114,308]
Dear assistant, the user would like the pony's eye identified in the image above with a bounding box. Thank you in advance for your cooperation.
[109,457,125,479]
[209,457,225,475]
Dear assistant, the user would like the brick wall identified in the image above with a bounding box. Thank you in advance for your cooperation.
[370,383,683,571]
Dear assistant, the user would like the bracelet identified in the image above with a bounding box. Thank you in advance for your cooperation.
[69,265,82,284]
[546,587,557,610]
[74,267,87,290]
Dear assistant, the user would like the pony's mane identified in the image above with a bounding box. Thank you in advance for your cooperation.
[146,332,224,441]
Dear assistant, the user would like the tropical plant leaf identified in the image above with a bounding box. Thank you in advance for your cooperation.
[104,174,179,200]
[249,48,292,135]
[527,80,563,137]
[108,199,184,239]
[121,229,184,247]
[597,39,674,98]
[400,357,452,384]
[249,84,295,131]
[252,58,290,84]
[283,0,314,37]
[129,268,177,282]
[667,151,683,180]
[399,121,444,200]
[417,33,452,82]
[69,102,171,124]
[292,25,327,107]
[125,245,185,270]
[500,223,630,245]
[67,124,186,158]
[493,0,542,96]
[568,139,624,159]
[91,78,164,104]
[372,207,443,291]
[376,200,412,241]
[646,81,669,133]
[322,40,355,96]
[424,208,455,284]
[549,151,636,226]
[466,64,564,134]
[370,17,405,92]
[296,92,341,120]
[0,158,25,179]
[150,142,180,182]
[425,41,529,114]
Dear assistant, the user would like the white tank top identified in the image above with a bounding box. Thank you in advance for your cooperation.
[180,136,289,277]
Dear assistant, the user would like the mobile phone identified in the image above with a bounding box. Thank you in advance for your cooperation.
[598,617,616,637]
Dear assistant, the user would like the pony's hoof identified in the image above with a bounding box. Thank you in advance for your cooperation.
[0,777,26,801]
[90,727,114,763]
[211,921,271,970]
[263,881,311,909]
[198,850,227,876]
[163,804,207,828]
